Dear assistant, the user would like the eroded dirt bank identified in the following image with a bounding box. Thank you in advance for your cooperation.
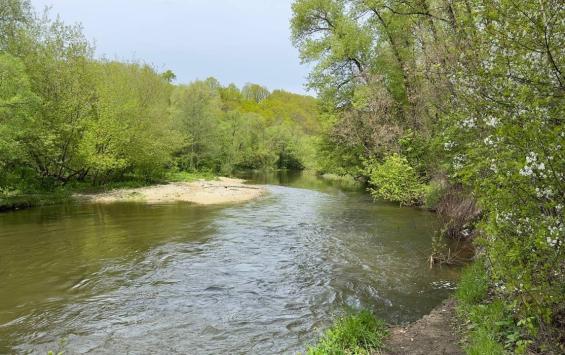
[75,177,266,205]
[378,299,463,355]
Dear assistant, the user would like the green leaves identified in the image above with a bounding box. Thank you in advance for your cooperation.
[364,154,425,206]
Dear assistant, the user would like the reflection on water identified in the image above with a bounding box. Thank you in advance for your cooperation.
[0,171,458,354]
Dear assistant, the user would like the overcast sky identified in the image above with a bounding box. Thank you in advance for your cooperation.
[30,0,311,94]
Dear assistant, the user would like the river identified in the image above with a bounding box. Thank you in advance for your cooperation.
[0,172,458,354]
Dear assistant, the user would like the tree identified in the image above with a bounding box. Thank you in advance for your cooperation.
[170,81,223,171]
[0,0,32,51]
[161,69,176,83]
[84,61,180,182]
[12,15,98,184]
[0,53,39,190]
[241,83,270,103]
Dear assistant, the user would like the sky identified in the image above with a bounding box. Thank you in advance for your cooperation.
[30,0,311,94]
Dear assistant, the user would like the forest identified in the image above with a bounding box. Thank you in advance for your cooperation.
[1,0,564,354]
[0,0,320,199]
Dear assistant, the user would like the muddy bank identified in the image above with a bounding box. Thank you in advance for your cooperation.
[377,298,463,355]
[75,177,266,205]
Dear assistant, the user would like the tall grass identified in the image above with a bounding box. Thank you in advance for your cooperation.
[307,310,387,355]
[456,261,515,354]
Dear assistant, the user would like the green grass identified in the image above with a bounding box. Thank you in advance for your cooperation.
[455,260,489,305]
[165,170,218,182]
[307,310,387,355]
[456,261,512,355]
[465,327,506,355]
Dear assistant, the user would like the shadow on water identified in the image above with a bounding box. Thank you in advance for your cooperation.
[236,169,365,194]
[0,171,459,354]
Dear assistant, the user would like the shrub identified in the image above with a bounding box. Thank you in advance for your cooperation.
[433,184,481,240]
[307,310,387,355]
[364,154,425,206]
[423,180,445,210]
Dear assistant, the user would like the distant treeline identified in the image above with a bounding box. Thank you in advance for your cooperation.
[0,0,321,194]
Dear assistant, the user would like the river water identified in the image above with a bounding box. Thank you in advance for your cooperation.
[0,172,458,354]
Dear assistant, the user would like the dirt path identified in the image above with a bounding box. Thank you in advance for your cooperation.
[377,299,464,355]
[75,177,266,205]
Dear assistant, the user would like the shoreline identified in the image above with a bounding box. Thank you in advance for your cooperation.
[378,298,463,355]
[74,177,266,205]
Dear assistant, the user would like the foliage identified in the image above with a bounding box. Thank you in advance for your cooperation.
[423,180,444,211]
[165,170,218,183]
[456,261,489,305]
[170,80,223,171]
[307,310,387,355]
[292,0,564,351]
[170,80,320,173]
[87,61,180,182]
[0,1,322,208]
[365,154,425,206]
[0,53,39,190]
[456,261,525,354]
[441,1,564,352]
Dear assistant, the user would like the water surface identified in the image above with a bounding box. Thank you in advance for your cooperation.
[0,172,458,354]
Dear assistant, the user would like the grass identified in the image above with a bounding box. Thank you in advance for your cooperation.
[465,327,506,355]
[456,261,513,355]
[455,260,489,305]
[165,170,218,182]
[307,310,387,355]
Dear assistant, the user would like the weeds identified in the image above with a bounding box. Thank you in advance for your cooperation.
[307,310,387,355]
[456,261,529,354]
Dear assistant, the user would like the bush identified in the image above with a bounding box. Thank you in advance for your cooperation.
[307,310,387,355]
[423,180,444,210]
[364,154,425,206]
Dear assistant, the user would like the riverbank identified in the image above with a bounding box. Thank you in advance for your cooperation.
[75,177,265,205]
[0,173,265,212]
[306,299,463,355]
[379,299,463,355]
[0,191,71,212]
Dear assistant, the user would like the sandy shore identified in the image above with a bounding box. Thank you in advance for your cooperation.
[75,177,266,205]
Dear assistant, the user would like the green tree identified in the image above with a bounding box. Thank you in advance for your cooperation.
[0,53,39,190]
[170,80,223,171]
[161,69,176,83]
[0,0,32,51]
[241,83,270,103]
[83,61,180,182]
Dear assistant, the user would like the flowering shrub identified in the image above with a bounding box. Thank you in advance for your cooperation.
[440,1,564,351]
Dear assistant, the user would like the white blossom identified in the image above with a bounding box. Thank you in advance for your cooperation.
[461,117,476,128]
[444,141,455,151]
[485,116,499,127]
[526,152,537,164]
[520,165,533,176]
[546,237,558,248]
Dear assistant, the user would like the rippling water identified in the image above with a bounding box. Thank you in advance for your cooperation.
[0,172,458,354]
